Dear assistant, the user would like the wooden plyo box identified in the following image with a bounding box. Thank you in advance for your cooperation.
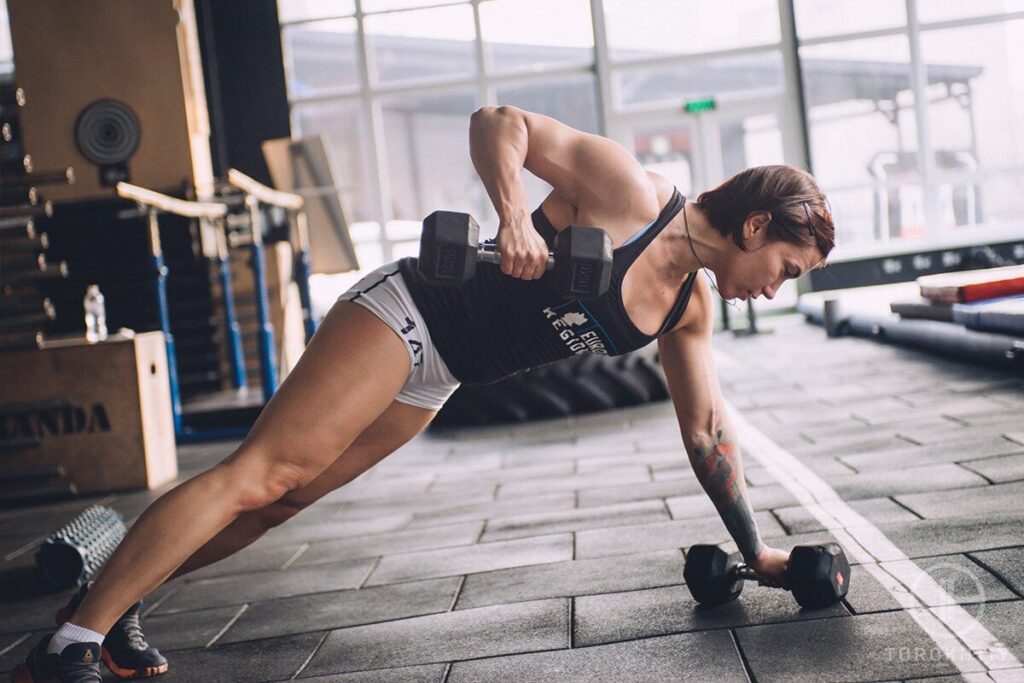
[0,331,178,493]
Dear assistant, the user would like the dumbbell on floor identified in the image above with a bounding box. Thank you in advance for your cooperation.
[418,210,613,299]
[683,543,851,609]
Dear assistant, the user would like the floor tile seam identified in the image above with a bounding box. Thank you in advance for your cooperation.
[573,608,859,649]
[156,575,468,620]
[830,469,1000,492]
[766,508,791,535]
[302,643,566,679]
[0,632,31,658]
[887,497,926,521]
[963,553,1024,601]
[728,402,1024,676]
[449,577,693,611]
[280,543,311,571]
[2,534,50,562]
[480,516,675,542]
[954,462,997,486]
[447,576,467,612]
[142,583,182,618]
[273,529,486,558]
[728,628,757,683]
[481,498,672,525]
[366,555,580,588]
[567,598,574,649]
[172,603,465,652]
[206,603,248,648]
[289,630,330,680]
[357,556,382,589]
[835,441,1024,466]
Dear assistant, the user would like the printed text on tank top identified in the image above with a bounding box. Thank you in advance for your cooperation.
[538,192,694,338]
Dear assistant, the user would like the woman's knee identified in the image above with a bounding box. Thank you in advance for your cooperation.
[223,453,316,514]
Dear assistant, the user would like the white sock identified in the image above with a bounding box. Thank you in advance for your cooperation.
[46,622,105,655]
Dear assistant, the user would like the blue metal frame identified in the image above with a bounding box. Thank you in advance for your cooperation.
[145,208,183,434]
[247,197,279,401]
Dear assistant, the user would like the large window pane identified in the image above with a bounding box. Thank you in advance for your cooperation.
[492,75,599,226]
[621,119,698,197]
[277,0,355,23]
[724,112,785,176]
[801,35,919,245]
[917,0,1024,24]
[380,89,479,222]
[603,0,780,62]
[282,19,360,98]
[480,0,593,75]
[614,51,783,109]
[794,0,905,40]
[920,20,1024,229]
[291,100,376,223]
[364,5,476,85]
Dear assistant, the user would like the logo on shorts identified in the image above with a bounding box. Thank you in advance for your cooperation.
[542,304,612,356]
[400,317,422,367]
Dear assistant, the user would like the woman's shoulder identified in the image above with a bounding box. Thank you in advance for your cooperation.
[646,171,676,206]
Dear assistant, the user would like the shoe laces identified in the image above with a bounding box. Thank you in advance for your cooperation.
[120,612,149,651]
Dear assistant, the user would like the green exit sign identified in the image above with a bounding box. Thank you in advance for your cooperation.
[684,98,717,113]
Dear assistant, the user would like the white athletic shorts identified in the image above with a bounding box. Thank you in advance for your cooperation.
[337,262,461,411]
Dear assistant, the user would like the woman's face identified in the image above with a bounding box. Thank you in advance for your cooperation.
[715,212,823,302]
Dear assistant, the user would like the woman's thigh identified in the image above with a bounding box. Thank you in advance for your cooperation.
[223,300,414,490]
[279,398,437,508]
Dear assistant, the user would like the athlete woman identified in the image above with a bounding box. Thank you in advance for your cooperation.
[14,105,834,682]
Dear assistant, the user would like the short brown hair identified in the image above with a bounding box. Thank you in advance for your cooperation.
[696,165,835,263]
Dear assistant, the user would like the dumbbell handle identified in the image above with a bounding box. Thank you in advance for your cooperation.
[478,245,555,270]
[733,565,764,581]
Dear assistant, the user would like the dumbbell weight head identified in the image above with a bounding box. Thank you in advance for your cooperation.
[683,544,744,606]
[419,210,479,286]
[419,210,613,299]
[550,226,613,300]
[787,543,850,609]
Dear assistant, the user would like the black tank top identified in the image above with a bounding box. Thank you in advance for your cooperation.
[398,188,696,384]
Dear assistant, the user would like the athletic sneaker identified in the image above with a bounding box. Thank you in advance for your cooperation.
[10,635,102,683]
[54,584,168,679]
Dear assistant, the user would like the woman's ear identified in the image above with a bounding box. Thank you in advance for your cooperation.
[743,211,772,249]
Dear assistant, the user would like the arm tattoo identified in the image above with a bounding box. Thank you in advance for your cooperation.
[688,427,763,564]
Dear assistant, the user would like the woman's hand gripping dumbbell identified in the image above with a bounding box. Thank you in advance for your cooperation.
[418,210,613,299]
[683,542,851,609]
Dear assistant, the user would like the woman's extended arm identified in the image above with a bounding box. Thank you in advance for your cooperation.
[657,278,769,566]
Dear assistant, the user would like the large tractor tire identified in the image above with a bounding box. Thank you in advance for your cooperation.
[431,343,669,429]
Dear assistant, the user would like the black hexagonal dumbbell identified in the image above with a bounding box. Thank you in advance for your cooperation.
[418,210,613,300]
[684,542,851,609]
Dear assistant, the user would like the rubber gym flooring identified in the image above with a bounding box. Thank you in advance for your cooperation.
[2,313,1023,682]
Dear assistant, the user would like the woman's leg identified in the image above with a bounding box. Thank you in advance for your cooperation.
[170,399,435,579]
[65,301,414,634]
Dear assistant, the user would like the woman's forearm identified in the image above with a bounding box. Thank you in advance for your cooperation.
[686,424,765,564]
